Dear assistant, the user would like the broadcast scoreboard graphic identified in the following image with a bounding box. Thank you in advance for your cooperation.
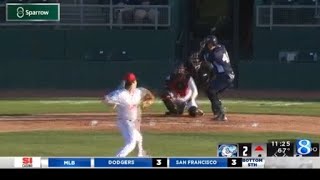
[0,139,319,169]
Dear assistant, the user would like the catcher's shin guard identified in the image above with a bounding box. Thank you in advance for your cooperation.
[161,92,178,114]
[176,102,186,115]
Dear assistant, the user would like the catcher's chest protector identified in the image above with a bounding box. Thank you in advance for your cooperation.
[168,74,190,97]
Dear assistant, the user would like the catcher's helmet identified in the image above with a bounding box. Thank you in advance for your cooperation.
[174,63,186,75]
[205,35,218,46]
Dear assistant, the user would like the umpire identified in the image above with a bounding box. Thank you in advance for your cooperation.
[198,35,235,121]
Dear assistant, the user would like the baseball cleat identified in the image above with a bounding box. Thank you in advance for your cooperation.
[221,115,228,121]
[196,109,205,116]
[213,114,228,121]
[138,150,150,157]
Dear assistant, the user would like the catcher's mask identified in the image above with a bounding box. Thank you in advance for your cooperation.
[189,52,201,71]
[175,63,186,75]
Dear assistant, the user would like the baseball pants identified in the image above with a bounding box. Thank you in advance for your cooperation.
[116,119,144,157]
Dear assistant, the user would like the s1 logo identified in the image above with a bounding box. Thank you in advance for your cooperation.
[22,157,33,167]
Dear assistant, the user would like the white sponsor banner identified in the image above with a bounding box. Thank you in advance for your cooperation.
[265,157,320,169]
[14,157,41,168]
[242,158,265,168]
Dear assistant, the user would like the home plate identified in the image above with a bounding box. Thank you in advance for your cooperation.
[252,123,259,128]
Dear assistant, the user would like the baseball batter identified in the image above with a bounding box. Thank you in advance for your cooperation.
[103,72,155,157]
[199,35,235,121]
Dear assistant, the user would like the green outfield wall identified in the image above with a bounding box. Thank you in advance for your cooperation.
[238,61,320,90]
[0,30,177,89]
[0,60,173,89]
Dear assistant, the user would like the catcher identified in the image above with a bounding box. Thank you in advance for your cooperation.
[161,63,204,117]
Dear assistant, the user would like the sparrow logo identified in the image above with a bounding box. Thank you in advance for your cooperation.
[16,7,24,18]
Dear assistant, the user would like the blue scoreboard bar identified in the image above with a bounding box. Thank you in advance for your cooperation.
[48,158,91,168]
[94,158,153,168]
[44,157,234,168]
[169,158,227,168]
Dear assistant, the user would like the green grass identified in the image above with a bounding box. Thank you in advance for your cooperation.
[0,131,318,156]
[0,99,320,116]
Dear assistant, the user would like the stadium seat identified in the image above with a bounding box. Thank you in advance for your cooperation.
[278,51,298,63]
[297,51,318,62]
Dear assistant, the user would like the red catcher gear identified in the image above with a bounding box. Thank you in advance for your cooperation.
[167,73,190,97]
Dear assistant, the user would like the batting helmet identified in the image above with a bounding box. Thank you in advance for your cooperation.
[205,35,218,46]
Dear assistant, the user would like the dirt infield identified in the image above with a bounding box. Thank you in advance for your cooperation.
[0,113,319,135]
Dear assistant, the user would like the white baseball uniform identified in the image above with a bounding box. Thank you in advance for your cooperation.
[181,76,199,109]
[104,87,148,157]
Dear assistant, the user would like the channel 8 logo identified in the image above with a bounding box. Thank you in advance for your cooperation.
[296,139,313,156]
